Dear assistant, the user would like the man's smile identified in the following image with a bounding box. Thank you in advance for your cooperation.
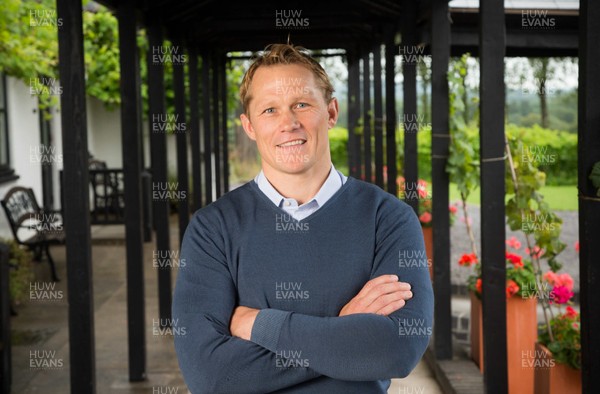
[276,139,307,148]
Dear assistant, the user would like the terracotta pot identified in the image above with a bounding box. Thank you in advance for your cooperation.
[421,226,433,281]
[533,343,581,394]
[470,293,538,394]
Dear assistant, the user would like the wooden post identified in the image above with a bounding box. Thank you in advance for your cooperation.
[202,52,213,204]
[362,49,372,183]
[117,0,146,381]
[479,0,508,391]
[373,43,384,188]
[431,0,452,360]
[347,50,360,178]
[146,17,172,325]
[578,0,600,391]
[188,46,203,210]
[221,56,229,193]
[401,2,419,214]
[212,52,221,199]
[173,41,189,244]
[385,26,398,196]
[56,0,97,390]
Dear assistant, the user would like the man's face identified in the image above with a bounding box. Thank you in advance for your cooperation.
[240,64,338,176]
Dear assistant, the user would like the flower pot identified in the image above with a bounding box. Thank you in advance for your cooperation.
[533,343,581,394]
[421,226,433,281]
[470,293,538,394]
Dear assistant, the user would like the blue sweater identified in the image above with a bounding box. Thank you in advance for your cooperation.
[173,177,434,393]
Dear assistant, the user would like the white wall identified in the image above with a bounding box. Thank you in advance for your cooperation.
[87,97,122,168]
[0,77,44,238]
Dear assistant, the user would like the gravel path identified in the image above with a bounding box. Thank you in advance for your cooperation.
[450,204,580,292]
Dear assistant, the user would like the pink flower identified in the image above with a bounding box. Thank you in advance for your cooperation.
[525,246,545,258]
[506,236,522,250]
[449,205,458,215]
[545,271,574,292]
[557,273,574,292]
[419,212,432,224]
[417,180,429,199]
[544,271,558,285]
[550,285,574,304]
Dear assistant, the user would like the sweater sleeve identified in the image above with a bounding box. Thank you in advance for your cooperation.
[250,199,434,381]
[173,211,321,394]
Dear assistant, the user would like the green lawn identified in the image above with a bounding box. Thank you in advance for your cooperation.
[448,184,578,211]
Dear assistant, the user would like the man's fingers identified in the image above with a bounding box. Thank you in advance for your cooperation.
[360,282,411,307]
[357,274,399,296]
[376,299,406,316]
[368,290,413,313]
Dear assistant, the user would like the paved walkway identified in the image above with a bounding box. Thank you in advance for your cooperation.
[11,221,442,393]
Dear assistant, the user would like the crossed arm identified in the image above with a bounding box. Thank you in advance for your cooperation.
[230,275,413,340]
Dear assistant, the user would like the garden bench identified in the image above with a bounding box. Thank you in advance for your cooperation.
[1,187,63,281]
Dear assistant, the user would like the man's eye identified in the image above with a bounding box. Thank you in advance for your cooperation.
[263,108,275,114]
[295,103,309,109]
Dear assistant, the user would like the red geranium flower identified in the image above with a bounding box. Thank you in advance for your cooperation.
[505,252,524,268]
[458,253,478,267]
[449,205,458,214]
[475,278,482,294]
[506,280,520,298]
[565,306,578,319]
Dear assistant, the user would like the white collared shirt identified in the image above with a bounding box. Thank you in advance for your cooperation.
[254,164,347,221]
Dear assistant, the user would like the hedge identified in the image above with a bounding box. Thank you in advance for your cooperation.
[328,124,577,186]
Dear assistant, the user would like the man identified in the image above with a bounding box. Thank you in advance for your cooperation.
[173,44,433,393]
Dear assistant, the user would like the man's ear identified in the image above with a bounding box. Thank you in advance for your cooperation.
[240,113,257,141]
[327,97,339,129]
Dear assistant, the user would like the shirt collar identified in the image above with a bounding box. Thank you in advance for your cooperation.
[254,164,344,208]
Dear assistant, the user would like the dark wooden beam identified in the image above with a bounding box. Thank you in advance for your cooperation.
[362,49,372,183]
[401,2,419,214]
[202,52,213,204]
[578,0,600,392]
[117,0,146,382]
[173,43,190,247]
[430,0,452,360]
[385,26,398,196]
[212,52,221,199]
[347,50,360,177]
[189,47,203,211]
[56,0,97,390]
[146,16,172,327]
[373,43,384,188]
[479,0,508,391]
[221,56,229,193]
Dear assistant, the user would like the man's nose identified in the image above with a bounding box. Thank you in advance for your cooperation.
[279,109,300,132]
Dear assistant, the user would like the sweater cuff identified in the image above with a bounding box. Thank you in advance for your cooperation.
[250,308,290,352]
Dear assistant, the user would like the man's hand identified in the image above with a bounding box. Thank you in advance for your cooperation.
[339,275,412,317]
[230,306,260,340]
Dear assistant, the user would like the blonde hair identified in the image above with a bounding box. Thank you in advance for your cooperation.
[239,44,334,114]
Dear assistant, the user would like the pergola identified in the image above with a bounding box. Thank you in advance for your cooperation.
[54,0,599,392]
